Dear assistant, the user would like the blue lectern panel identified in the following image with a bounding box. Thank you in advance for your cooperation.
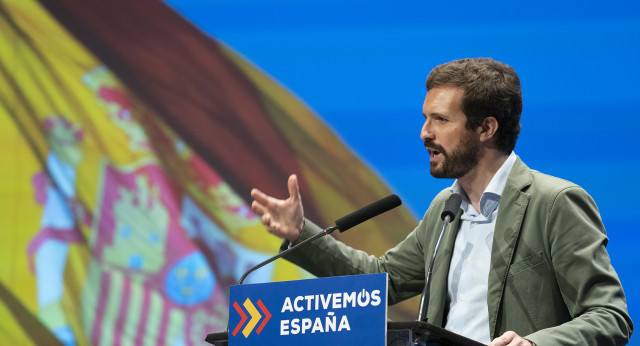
[229,273,388,345]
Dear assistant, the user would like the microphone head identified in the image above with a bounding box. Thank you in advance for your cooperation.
[335,194,402,232]
[440,193,462,221]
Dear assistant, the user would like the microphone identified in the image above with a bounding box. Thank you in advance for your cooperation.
[335,194,402,232]
[417,193,462,322]
[238,194,402,284]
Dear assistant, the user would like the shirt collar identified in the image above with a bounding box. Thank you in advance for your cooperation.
[450,152,517,218]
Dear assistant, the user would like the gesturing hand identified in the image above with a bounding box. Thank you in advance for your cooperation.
[250,174,305,243]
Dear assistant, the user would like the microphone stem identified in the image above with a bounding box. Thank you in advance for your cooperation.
[418,215,451,322]
[238,226,338,285]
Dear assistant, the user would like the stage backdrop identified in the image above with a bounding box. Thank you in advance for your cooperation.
[165,0,640,342]
[1,0,638,345]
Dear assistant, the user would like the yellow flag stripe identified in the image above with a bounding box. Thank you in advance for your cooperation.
[99,271,123,346]
[143,291,163,346]
[121,278,143,346]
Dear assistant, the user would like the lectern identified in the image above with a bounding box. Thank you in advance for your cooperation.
[206,273,483,346]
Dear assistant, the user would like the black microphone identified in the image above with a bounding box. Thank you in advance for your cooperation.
[335,194,402,232]
[238,194,402,284]
[417,193,462,322]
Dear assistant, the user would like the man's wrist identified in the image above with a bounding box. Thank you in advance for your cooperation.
[287,219,305,244]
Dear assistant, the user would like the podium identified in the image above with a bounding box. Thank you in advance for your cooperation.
[206,273,483,346]
[206,321,483,346]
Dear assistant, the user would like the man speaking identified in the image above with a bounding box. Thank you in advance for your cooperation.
[250,58,633,345]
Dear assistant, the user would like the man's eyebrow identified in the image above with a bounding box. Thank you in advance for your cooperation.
[423,112,446,118]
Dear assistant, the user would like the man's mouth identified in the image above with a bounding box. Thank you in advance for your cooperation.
[426,147,444,159]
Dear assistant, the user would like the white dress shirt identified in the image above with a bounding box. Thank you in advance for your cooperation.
[444,152,517,343]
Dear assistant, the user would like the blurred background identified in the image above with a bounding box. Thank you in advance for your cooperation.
[1,0,638,344]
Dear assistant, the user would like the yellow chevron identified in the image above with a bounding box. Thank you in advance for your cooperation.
[242,298,261,337]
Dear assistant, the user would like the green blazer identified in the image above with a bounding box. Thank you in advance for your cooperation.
[281,157,633,345]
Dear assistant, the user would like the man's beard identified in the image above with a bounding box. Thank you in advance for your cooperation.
[425,132,480,179]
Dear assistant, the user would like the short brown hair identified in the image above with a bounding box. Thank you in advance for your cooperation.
[426,58,522,153]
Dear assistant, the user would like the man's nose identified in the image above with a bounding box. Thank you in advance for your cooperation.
[420,118,434,141]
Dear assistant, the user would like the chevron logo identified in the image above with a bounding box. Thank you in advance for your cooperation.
[231,298,272,337]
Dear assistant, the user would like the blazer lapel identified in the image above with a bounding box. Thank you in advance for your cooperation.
[487,157,532,338]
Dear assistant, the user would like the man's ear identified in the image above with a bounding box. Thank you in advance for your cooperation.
[477,116,499,143]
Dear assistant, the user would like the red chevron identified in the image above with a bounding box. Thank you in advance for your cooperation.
[256,299,271,335]
[231,301,247,337]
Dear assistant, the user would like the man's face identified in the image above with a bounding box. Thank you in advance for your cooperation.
[420,87,480,179]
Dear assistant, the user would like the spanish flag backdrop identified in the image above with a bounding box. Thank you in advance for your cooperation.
[0,0,418,344]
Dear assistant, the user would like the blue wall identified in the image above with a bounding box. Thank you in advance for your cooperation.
[166,0,640,342]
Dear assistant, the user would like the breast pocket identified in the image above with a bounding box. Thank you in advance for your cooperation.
[508,251,545,277]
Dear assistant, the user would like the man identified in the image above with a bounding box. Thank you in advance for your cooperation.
[250,58,633,345]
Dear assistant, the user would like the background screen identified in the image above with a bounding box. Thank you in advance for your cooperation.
[167,0,639,341]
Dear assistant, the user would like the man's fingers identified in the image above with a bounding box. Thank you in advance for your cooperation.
[501,331,516,342]
[250,188,269,204]
[251,175,303,241]
[252,188,282,207]
[252,175,299,206]
[251,200,266,216]
[261,213,271,226]
[488,331,523,346]
[288,174,300,201]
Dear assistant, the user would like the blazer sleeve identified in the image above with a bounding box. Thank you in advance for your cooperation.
[280,218,428,305]
[526,186,633,345]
